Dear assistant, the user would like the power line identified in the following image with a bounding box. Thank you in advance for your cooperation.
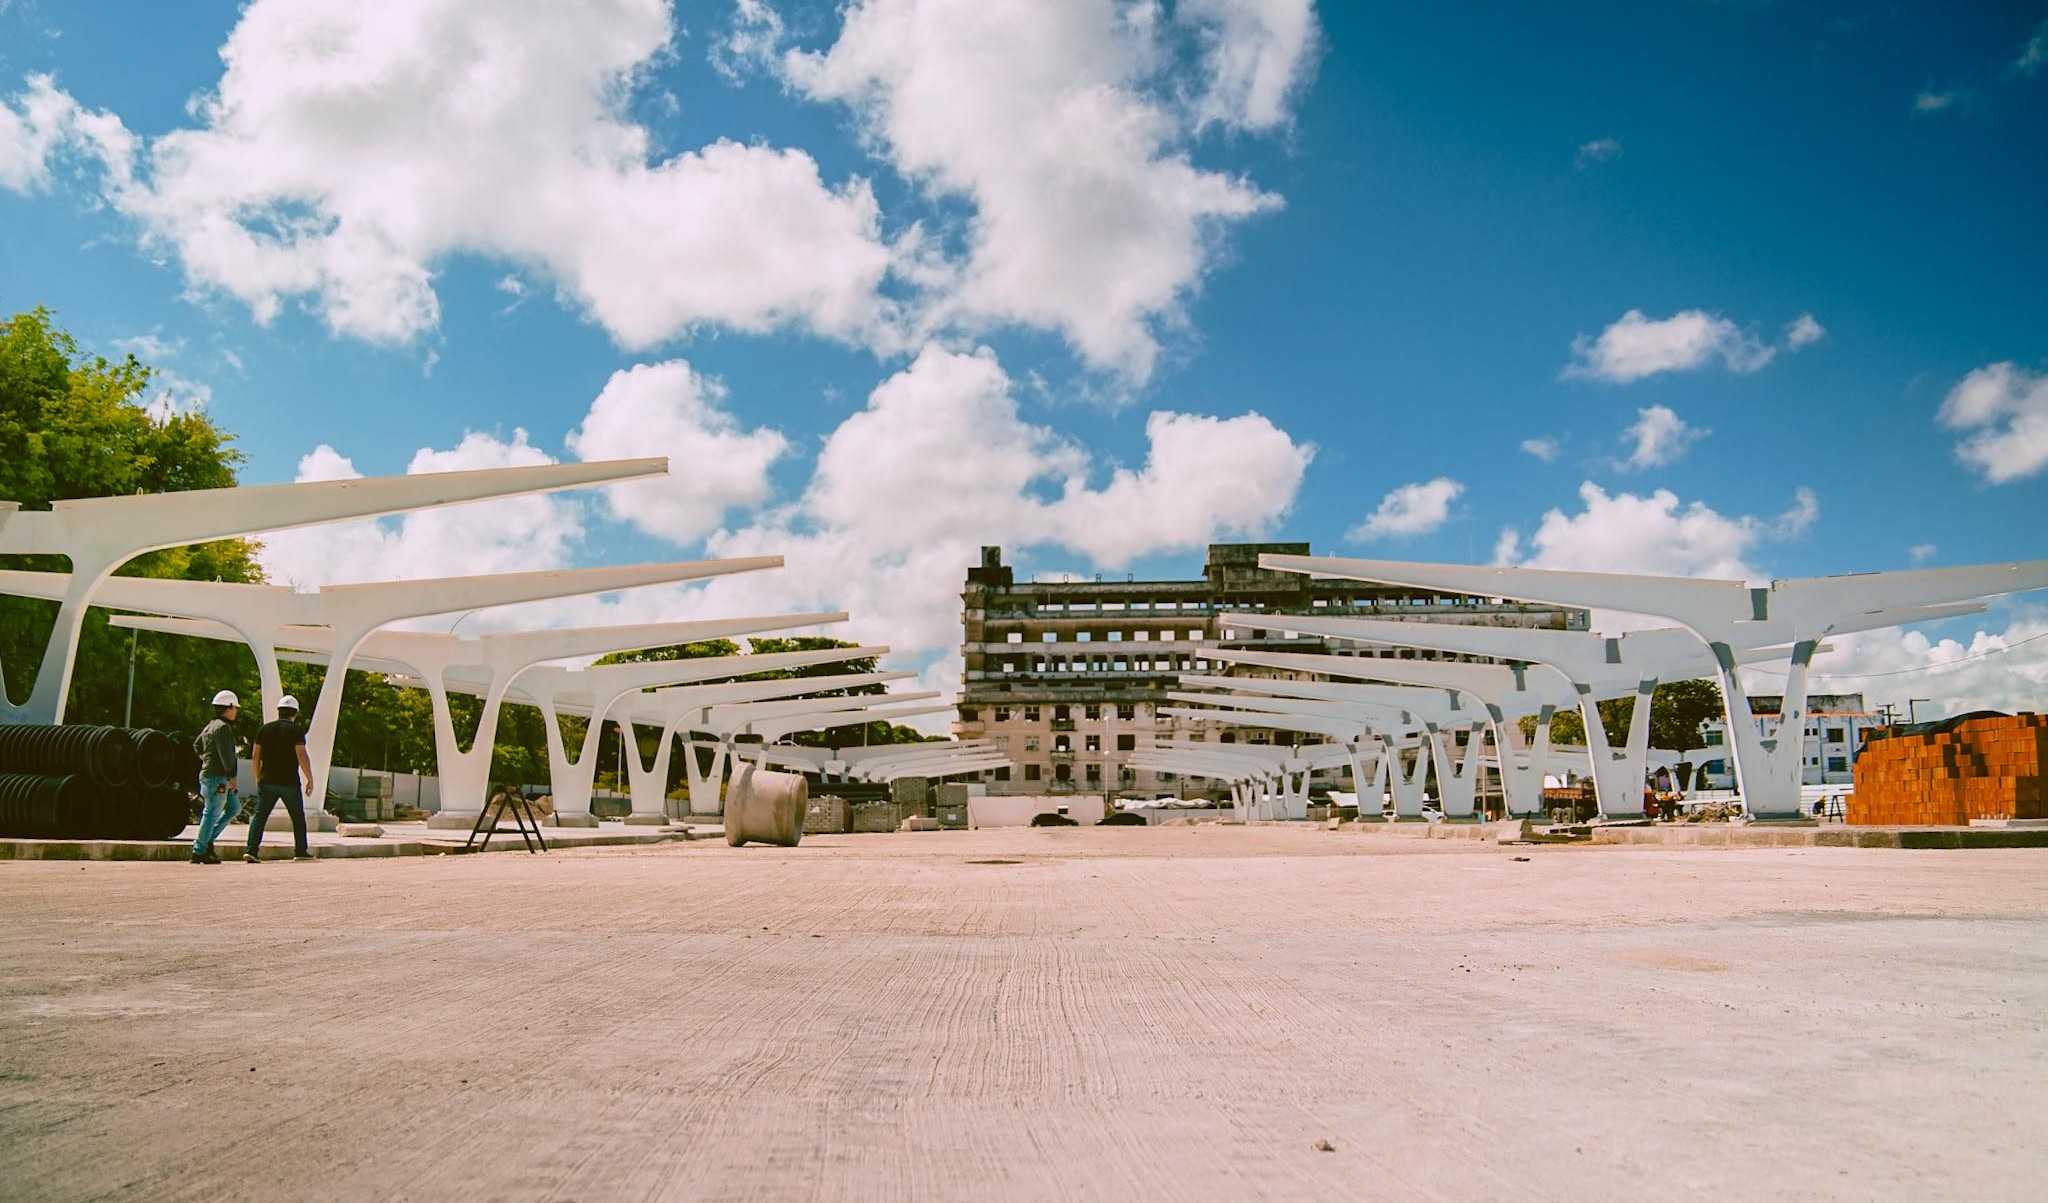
[1742,629,2048,679]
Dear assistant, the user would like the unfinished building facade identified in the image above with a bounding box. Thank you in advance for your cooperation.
[953,544,1587,800]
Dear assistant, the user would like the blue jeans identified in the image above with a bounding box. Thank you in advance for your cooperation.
[193,775,239,855]
[248,782,309,856]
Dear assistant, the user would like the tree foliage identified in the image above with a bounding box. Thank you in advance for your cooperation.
[0,307,263,736]
[1518,678,1726,752]
[599,635,938,753]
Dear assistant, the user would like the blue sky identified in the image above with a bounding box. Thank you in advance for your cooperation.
[2,1,2044,717]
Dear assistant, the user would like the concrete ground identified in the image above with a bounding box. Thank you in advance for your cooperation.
[1,827,2043,1203]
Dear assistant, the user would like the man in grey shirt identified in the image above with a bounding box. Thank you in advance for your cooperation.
[192,689,242,865]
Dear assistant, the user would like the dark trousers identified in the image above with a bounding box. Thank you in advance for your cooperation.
[248,782,309,856]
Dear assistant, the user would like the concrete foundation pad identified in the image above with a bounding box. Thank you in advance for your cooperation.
[1,825,2043,1201]
[424,812,477,830]
[545,813,601,828]
[621,814,670,826]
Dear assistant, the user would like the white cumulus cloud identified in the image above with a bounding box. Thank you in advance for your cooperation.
[783,0,1303,381]
[257,430,589,588]
[1563,308,1815,383]
[687,344,1313,665]
[52,0,896,350]
[1346,477,1463,541]
[1178,0,1322,133]
[1512,481,1818,583]
[1779,603,2048,720]
[1519,435,1561,462]
[565,361,789,544]
[1938,361,2048,484]
[1784,312,1826,348]
[1619,404,1709,470]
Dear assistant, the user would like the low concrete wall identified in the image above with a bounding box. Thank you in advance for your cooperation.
[1592,825,2048,849]
[967,795,1106,828]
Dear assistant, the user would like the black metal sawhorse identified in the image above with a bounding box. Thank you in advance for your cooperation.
[464,792,549,853]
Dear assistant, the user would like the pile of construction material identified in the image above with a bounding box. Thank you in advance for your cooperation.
[1849,713,2046,825]
[0,724,196,840]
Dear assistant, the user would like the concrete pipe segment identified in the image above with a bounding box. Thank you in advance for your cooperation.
[724,765,807,847]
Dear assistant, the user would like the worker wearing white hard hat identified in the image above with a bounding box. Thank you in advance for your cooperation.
[246,693,316,862]
[191,689,243,864]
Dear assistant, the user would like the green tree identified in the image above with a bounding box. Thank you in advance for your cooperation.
[1519,678,1724,751]
[1,307,262,735]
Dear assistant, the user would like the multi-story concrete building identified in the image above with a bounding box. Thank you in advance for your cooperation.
[953,543,1587,799]
[1694,693,1883,789]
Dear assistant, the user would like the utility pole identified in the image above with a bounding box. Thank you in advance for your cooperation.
[123,627,138,727]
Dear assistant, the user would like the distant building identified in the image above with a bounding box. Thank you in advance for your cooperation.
[1694,693,1883,788]
[953,543,1588,799]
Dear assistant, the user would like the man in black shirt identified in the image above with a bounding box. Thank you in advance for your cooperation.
[246,695,317,862]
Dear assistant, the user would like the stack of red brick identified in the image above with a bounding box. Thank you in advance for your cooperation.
[1848,713,2047,825]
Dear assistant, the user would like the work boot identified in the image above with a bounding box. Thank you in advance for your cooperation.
[244,852,261,864]
[199,850,221,865]
[293,850,314,861]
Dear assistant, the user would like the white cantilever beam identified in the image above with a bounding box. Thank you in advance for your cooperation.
[82,554,780,810]
[1181,673,1493,817]
[0,457,666,724]
[1164,689,1437,817]
[408,653,899,824]
[1172,680,1492,818]
[115,603,841,819]
[1204,646,1570,816]
[624,687,937,818]
[1236,573,2007,819]
[511,648,887,823]
[204,637,895,823]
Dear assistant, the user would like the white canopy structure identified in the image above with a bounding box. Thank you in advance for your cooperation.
[113,608,849,820]
[1226,597,1986,817]
[1261,553,2047,816]
[1170,677,1497,817]
[0,457,664,725]
[1126,738,1356,820]
[621,687,945,818]
[1176,676,1495,817]
[496,649,889,823]
[1204,647,1570,816]
[381,655,904,823]
[77,561,774,815]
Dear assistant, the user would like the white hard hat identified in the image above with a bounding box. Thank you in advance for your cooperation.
[211,689,240,707]
[277,695,300,712]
